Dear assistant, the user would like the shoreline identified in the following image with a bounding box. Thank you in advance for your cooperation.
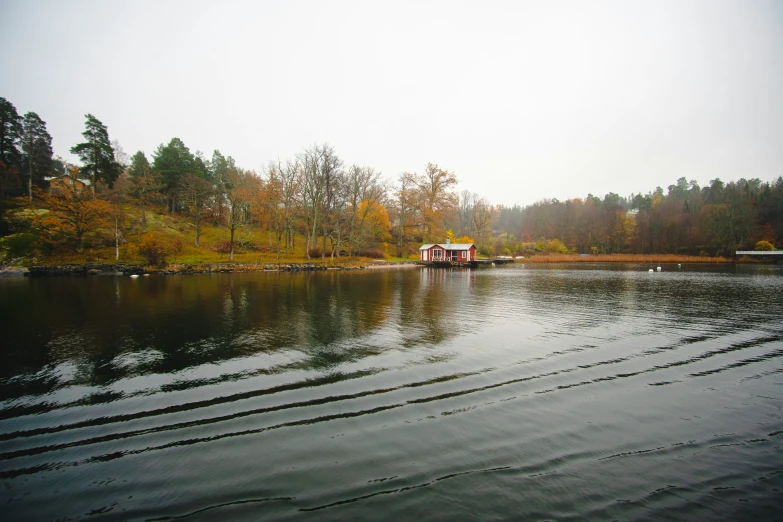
[6,255,776,278]
[16,260,426,277]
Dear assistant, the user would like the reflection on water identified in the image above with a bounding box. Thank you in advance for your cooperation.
[1,264,782,521]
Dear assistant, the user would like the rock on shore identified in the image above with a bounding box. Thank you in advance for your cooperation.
[0,266,29,277]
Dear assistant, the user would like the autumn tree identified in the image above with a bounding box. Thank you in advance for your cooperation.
[38,166,111,252]
[415,163,458,241]
[356,200,391,247]
[20,112,53,204]
[70,114,121,192]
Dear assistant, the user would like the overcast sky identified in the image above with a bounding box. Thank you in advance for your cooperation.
[1,0,781,206]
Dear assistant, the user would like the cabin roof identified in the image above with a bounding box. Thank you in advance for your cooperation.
[45,175,91,185]
[419,243,474,251]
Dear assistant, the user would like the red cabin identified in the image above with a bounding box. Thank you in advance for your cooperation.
[419,242,476,262]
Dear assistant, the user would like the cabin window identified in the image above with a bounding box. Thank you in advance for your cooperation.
[461,251,465,258]
[433,249,442,259]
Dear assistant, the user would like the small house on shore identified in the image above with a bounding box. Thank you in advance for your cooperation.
[45,175,90,194]
[419,240,476,262]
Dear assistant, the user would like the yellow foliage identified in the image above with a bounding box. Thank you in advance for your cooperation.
[358,200,391,242]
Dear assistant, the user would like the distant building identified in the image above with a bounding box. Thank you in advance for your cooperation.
[44,175,90,194]
[419,240,476,262]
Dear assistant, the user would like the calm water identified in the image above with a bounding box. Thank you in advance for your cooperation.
[1,264,782,521]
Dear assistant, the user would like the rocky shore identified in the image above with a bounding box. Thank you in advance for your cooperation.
[20,261,423,277]
[26,264,146,276]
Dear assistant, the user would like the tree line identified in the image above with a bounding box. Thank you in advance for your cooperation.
[1,94,781,263]
[491,177,782,256]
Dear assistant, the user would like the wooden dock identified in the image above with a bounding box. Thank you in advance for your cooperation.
[736,251,783,263]
[423,258,516,268]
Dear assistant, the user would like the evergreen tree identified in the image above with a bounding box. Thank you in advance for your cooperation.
[152,137,194,212]
[70,114,121,191]
[20,111,53,203]
[128,151,161,232]
[0,97,23,197]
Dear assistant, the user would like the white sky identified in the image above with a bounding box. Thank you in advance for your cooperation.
[1,0,781,206]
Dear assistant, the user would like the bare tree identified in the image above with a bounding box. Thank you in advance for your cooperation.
[181,173,213,246]
[112,139,129,168]
[128,151,162,234]
[458,190,474,238]
[223,167,255,261]
[108,173,130,261]
[298,144,342,259]
[471,195,495,243]
[392,172,419,257]
[346,165,386,254]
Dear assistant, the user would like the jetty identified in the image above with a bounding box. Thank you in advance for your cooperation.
[423,257,516,268]
[736,251,783,263]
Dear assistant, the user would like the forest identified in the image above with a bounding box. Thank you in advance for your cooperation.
[1,95,781,267]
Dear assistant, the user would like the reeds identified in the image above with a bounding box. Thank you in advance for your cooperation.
[520,253,730,263]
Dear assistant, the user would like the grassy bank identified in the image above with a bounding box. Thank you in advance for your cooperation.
[2,203,415,268]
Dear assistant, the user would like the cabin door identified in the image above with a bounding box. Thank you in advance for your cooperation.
[423,251,428,261]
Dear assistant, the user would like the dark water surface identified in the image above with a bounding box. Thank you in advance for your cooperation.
[1,264,782,521]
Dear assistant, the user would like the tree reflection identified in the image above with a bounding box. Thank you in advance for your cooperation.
[2,270,469,400]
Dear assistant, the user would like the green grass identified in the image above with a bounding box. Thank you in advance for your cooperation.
[14,203,413,267]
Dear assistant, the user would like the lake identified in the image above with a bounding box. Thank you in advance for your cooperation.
[1,264,782,521]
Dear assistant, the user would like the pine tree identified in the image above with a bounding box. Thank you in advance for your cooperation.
[20,112,53,204]
[0,97,23,197]
[152,137,195,213]
[70,114,121,191]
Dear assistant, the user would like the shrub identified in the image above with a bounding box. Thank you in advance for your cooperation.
[308,247,322,258]
[0,232,38,258]
[213,240,231,255]
[546,239,569,254]
[138,233,168,267]
[171,238,183,255]
[477,243,494,257]
[236,239,259,252]
[755,240,774,251]
[124,243,139,259]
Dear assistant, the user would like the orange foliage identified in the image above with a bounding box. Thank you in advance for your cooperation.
[36,172,111,252]
[138,233,168,266]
